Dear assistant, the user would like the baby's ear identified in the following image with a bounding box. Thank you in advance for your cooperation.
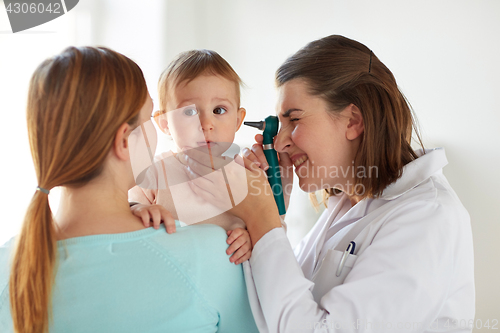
[158,118,171,135]
[153,111,171,135]
[235,107,246,131]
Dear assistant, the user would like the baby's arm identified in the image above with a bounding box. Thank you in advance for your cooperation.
[130,203,177,233]
[225,228,252,265]
[129,184,154,205]
[129,185,177,233]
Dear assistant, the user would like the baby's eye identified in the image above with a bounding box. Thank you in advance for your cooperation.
[183,108,198,116]
[213,107,227,115]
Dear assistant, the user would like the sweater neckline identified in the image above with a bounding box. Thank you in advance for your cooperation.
[56,224,166,247]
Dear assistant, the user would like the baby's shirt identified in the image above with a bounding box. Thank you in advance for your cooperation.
[129,151,246,231]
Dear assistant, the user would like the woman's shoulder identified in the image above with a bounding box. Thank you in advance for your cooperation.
[147,223,235,270]
[157,224,257,332]
[52,225,224,332]
[0,238,15,329]
[146,223,247,287]
[152,222,227,244]
[142,223,258,330]
[0,237,15,287]
[57,223,230,265]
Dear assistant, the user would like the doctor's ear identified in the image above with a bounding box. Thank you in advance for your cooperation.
[344,104,364,141]
[235,107,246,131]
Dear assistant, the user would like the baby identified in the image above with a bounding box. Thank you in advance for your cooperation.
[129,50,251,264]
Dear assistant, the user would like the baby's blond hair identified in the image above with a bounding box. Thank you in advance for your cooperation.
[158,49,242,113]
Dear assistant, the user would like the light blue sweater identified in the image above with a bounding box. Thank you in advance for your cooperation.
[0,222,258,332]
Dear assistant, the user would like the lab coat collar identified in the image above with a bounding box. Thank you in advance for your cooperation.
[325,148,447,208]
[316,148,447,275]
[379,147,448,200]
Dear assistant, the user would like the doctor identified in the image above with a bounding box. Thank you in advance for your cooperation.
[180,35,475,332]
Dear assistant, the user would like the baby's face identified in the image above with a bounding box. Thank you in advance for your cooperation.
[160,75,245,155]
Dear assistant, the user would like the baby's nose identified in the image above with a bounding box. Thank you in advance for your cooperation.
[198,113,214,131]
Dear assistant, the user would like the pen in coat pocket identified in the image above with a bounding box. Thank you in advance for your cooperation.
[336,241,356,277]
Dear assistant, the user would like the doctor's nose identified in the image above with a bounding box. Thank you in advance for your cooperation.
[274,126,292,153]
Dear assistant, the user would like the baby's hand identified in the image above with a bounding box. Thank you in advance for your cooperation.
[226,228,252,265]
[130,203,176,234]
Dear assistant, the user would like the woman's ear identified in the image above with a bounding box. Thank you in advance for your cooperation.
[113,122,131,161]
[235,107,246,131]
[345,104,364,141]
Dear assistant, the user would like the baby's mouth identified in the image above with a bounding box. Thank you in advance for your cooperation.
[197,141,217,148]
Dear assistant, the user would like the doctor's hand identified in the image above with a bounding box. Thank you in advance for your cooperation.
[130,203,176,234]
[244,134,294,211]
[226,228,252,265]
[177,147,282,245]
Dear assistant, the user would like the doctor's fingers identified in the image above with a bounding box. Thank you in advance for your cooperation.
[277,151,294,188]
[233,153,264,175]
[232,154,270,195]
[249,134,269,171]
[243,146,267,172]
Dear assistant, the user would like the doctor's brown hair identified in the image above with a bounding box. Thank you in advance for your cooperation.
[276,35,424,205]
[9,47,147,333]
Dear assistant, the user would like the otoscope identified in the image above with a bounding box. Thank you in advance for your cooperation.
[244,116,286,215]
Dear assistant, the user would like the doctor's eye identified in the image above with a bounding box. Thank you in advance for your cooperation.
[213,107,227,115]
[183,108,198,116]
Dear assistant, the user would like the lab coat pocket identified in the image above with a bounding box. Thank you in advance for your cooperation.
[311,249,358,303]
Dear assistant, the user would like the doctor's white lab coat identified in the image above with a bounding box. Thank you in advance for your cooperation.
[244,148,475,332]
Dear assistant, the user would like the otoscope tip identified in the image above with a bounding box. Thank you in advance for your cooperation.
[244,121,265,131]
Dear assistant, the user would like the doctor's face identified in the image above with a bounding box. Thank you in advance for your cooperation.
[274,79,359,193]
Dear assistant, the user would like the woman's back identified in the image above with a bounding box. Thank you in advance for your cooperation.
[0,222,258,332]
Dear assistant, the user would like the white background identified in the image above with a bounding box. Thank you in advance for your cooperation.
[0,0,499,328]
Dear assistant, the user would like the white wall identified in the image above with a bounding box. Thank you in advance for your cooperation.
[1,0,498,328]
